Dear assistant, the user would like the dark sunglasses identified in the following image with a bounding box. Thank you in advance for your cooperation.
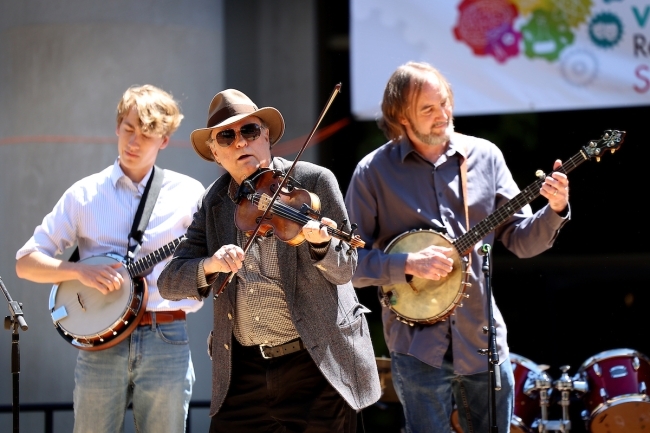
[213,123,262,147]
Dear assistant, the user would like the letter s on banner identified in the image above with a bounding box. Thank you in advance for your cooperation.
[633,64,650,93]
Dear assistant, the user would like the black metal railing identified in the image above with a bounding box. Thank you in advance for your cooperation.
[0,400,211,433]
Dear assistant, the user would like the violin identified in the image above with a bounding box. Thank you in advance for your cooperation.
[214,83,357,297]
[234,168,365,249]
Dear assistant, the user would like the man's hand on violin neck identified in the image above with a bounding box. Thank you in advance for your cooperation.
[303,218,336,245]
[205,244,245,274]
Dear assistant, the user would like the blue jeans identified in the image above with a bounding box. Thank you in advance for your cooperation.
[391,349,514,433]
[72,319,195,433]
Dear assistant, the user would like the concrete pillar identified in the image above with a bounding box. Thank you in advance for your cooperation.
[224,0,318,163]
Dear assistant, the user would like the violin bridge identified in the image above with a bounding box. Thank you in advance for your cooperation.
[257,193,272,211]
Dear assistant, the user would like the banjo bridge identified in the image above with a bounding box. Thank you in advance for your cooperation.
[76,292,86,311]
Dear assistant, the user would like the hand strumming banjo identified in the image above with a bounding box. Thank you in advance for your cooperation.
[379,129,625,326]
[49,236,185,350]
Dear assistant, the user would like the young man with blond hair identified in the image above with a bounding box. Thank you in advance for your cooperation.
[16,84,205,433]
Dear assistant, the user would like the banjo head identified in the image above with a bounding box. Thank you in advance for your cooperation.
[50,254,134,338]
[381,229,465,324]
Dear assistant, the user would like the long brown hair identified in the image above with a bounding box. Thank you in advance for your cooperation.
[378,62,454,141]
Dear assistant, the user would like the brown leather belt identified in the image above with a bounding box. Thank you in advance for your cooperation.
[259,338,305,359]
[138,310,186,326]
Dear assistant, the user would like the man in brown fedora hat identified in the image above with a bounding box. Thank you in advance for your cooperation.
[158,88,381,432]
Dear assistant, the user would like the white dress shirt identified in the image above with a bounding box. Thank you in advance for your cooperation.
[16,159,206,313]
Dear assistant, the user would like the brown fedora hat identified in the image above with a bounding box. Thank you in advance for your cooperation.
[190,89,285,161]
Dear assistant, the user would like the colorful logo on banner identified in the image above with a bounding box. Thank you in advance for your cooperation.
[452,0,624,64]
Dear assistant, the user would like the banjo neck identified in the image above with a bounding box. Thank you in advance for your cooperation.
[452,130,625,256]
[126,236,185,278]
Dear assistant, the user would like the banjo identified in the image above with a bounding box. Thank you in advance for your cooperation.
[49,236,185,350]
[379,129,625,326]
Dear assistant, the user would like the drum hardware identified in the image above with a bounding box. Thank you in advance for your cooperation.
[509,353,551,433]
[528,364,587,433]
[531,367,556,432]
[539,365,586,432]
[454,348,649,433]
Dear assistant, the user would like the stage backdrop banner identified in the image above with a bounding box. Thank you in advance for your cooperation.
[351,0,650,118]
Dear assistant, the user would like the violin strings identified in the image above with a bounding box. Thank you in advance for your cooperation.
[250,193,353,242]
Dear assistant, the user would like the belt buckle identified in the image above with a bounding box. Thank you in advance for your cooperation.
[259,343,272,359]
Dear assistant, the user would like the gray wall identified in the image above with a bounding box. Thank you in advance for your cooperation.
[0,0,316,431]
[224,0,318,162]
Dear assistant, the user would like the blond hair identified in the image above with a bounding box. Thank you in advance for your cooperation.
[116,84,183,137]
[378,62,454,141]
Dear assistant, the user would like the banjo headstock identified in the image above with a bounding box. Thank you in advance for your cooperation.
[583,129,626,162]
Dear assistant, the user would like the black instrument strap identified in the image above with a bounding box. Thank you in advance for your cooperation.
[126,165,164,263]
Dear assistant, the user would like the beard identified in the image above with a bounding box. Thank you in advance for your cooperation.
[412,119,455,147]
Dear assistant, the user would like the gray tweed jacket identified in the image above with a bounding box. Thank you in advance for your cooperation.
[158,157,381,416]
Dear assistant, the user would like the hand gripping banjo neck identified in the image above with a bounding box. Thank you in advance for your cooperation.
[454,129,624,255]
[381,129,626,326]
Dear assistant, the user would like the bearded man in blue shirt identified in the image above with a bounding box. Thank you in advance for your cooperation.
[345,61,570,433]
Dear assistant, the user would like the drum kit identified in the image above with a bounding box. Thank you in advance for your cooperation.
[377,348,650,432]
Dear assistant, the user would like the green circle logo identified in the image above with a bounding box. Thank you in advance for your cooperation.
[589,12,623,48]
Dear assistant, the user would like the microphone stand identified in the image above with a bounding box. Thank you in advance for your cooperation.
[478,244,500,433]
[1,274,29,433]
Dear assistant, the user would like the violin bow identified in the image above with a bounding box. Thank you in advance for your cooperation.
[214,83,342,297]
